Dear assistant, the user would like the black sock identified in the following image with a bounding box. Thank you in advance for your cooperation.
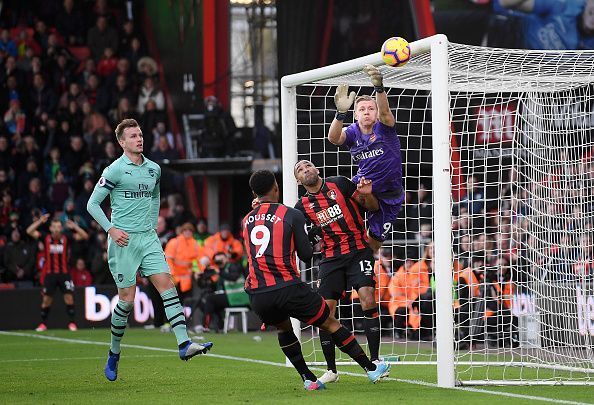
[331,326,376,372]
[319,329,337,373]
[363,308,381,361]
[41,306,50,322]
[278,331,317,382]
[66,304,75,321]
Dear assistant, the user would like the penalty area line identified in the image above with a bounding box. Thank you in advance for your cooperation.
[0,331,589,405]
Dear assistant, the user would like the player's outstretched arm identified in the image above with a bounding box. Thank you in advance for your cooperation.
[150,169,161,230]
[328,84,355,146]
[364,64,395,127]
[26,213,50,240]
[66,219,89,240]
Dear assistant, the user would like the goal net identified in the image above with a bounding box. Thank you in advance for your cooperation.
[281,35,594,386]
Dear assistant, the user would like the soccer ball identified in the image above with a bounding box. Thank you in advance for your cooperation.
[381,37,411,67]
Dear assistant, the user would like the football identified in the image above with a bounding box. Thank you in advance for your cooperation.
[381,36,411,67]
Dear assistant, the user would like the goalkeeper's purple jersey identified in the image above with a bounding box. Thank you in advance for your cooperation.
[343,121,403,196]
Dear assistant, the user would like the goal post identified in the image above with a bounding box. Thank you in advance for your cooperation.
[280,34,594,386]
[280,34,455,388]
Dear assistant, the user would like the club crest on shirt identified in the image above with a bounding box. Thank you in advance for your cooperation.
[98,177,106,187]
[117,274,124,282]
[328,190,336,200]
[148,168,155,177]
[369,133,376,142]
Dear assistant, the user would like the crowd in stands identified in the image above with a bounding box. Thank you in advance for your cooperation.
[0,1,185,287]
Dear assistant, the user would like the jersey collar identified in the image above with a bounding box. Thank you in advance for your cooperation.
[122,153,147,166]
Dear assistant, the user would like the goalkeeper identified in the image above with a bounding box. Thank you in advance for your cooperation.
[328,65,404,252]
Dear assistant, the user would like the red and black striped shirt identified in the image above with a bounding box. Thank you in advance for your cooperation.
[242,203,313,294]
[295,176,369,261]
[42,234,69,276]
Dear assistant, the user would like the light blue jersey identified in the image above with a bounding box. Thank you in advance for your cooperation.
[87,153,161,233]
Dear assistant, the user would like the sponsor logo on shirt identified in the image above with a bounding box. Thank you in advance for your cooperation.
[315,204,343,227]
[352,148,384,162]
[124,183,153,199]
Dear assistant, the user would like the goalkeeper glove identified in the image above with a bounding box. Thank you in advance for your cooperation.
[334,84,356,120]
[363,64,384,93]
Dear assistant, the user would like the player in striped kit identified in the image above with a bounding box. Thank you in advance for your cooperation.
[244,170,390,390]
[294,159,387,384]
[27,215,89,332]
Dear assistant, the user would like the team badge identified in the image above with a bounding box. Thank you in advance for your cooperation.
[369,133,376,142]
[98,177,106,187]
[328,190,336,200]
[117,274,124,282]
[148,168,155,177]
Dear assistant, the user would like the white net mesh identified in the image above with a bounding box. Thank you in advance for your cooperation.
[290,41,594,384]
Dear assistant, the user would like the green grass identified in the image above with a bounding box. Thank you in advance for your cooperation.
[0,329,592,404]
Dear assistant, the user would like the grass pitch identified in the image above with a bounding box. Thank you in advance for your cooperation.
[0,328,592,404]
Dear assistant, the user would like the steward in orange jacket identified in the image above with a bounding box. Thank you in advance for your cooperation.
[165,223,204,294]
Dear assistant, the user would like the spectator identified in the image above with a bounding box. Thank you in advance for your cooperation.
[16,30,41,60]
[151,134,179,162]
[459,175,485,216]
[193,218,210,247]
[74,177,94,218]
[1,56,25,89]
[140,98,165,136]
[48,170,72,212]
[55,0,85,46]
[82,100,111,138]
[63,135,90,177]
[0,29,17,58]
[0,75,24,116]
[164,222,204,299]
[157,215,175,247]
[109,74,135,110]
[151,121,174,151]
[44,147,69,184]
[203,223,244,263]
[33,20,50,53]
[89,233,110,285]
[0,136,14,172]
[77,58,97,87]
[96,47,118,78]
[51,54,75,95]
[497,0,591,50]
[87,16,119,61]
[30,73,57,118]
[59,82,88,110]
[16,157,41,198]
[3,227,35,284]
[70,257,92,287]
[200,95,237,157]
[137,76,164,113]
[196,251,248,332]
[125,37,145,71]
[94,140,118,173]
[3,99,26,138]
[0,190,18,234]
[388,243,431,339]
[108,97,137,129]
[18,177,50,225]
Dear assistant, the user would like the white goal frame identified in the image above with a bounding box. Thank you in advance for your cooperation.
[280,34,456,388]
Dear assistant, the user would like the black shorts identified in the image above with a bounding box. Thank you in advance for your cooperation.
[42,273,75,296]
[318,249,376,301]
[249,282,330,327]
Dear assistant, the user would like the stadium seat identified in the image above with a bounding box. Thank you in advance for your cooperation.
[223,307,249,334]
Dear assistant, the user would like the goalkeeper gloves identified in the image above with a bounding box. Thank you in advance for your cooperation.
[334,84,356,121]
[364,64,384,93]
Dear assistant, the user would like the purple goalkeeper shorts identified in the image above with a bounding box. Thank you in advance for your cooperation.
[367,190,404,242]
